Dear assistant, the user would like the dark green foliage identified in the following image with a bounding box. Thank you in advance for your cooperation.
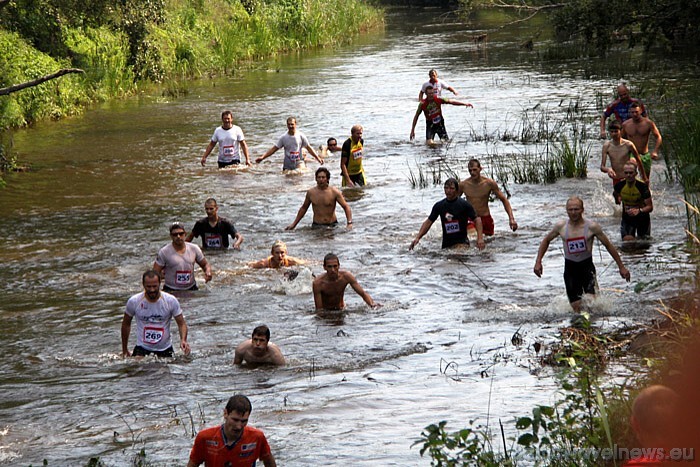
[552,0,700,55]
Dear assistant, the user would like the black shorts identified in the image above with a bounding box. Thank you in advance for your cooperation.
[312,220,339,228]
[163,283,198,292]
[620,213,651,239]
[218,160,241,168]
[563,258,597,303]
[426,119,448,141]
[348,172,366,186]
[132,345,174,358]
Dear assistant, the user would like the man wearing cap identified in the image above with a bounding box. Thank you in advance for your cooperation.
[154,223,212,292]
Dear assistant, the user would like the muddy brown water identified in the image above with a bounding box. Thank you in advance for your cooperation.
[0,8,694,466]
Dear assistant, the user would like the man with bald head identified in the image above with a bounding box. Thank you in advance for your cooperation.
[623,385,679,466]
[534,196,630,313]
[599,83,647,139]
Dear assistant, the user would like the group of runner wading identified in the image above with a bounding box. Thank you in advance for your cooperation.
[118,71,661,465]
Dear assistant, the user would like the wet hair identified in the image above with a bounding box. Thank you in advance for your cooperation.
[351,124,363,134]
[205,197,217,206]
[142,269,161,285]
[608,121,621,131]
[323,253,339,266]
[424,85,434,91]
[316,167,331,179]
[428,69,437,76]
[467,158,481,168]
[444,178,459,190]
[271,240,287,253]
[630,102,642,110]
[221,110,233,119]
[169,222,186,233]
[225,394,252,415]
[252,325,271,341]
[327,137,337,146]
[566,196,584,209]
[286,116,296,125]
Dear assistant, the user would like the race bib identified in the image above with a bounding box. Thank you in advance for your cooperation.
[445,221,460,234]
[223,145,240,162]
[205,234,222,248]
[143,326,164,345]
[432,115,442,124]
[351,148,363,160]
[289,150,301,162]
[175,270,192,285]
[566,237,587,254]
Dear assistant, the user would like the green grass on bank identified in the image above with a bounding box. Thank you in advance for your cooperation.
[0,0,383,129]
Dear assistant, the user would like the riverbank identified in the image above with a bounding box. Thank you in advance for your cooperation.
[0,0,383,130]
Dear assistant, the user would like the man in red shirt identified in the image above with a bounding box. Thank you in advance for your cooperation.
[188,395,277,467]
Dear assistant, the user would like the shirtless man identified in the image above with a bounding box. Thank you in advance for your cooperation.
[233,325,285,366]
[248,240,305,268]
[534,196,630,313]
[600,121,647,185]
[622,102,663,179]
[459,159,517,235]
[255,117,323,171]
[285,167,353,229]
[312,253,379,310]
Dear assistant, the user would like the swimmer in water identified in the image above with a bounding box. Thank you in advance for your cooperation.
[248,240,305,269]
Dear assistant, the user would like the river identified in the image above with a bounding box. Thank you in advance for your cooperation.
[0,7,694,466]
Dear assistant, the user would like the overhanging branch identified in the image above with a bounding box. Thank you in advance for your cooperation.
[0,68,84,96]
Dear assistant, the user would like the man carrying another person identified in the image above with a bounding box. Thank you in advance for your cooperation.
[200,110,251,167]
[121,269,190,358]
[410,86,473,144]
[409,178,485,251]
[233,325,285,366]
[286,167,353,230]
[187,198,243,250]
[614,162,653,241]
[312,253,379,310]
[154,222,212,292]
[459,159,517,236]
